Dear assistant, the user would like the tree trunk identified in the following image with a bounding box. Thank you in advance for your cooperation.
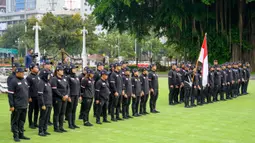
[224,0,227,31]
[220,0,224,33]
[229,0,232,57]
[250,10,255,71]
[216,0,219,33]
[238,0,243,61]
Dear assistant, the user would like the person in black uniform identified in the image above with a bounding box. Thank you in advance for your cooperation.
[220,65,227,101]
[131,69,142,116]
[168,64,177,105]
[8,67,30,142]
[179,63,185,103]
[241,64,248,95]
[139,67,150,115]
[78,67,89,120]
[7,62,20,130]
[191,68,199,107]
[66,64,80,129]
[176,67,183,104]
[122,67,133,119]
[51,65,70,133]
[208,66,215,103]
[148,64,160,113]
[109,63,123,121]
[120,61,128,76]
[226,63,234,99]
[26,63,40,129]
[41,60,54,126]
[245,62,251,94]
[37,69,52,136]
[95,70,111,124]
[232,63,240,98]
[93,62,104,117]
[183,65,193,108]
[81,69,95,126]
[196,67,204,105]
[214,66,222,102]
[108,63,115,115]
[238,62,243,95]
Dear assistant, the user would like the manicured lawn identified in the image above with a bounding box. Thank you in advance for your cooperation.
[0,79,254,143]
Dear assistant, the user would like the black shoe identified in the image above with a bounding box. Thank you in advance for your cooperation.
[54,129,63,133]
[111,118,118,122]
[169,103,174,105]
[103,120,111,123]
[34,124,38,128]
[19,135,30,140]
[151,110,157,113]
[133,113,139,117]
[44,131,51,135]
[96,121,102,124]
[127,115,133,118]
[14,137,20,142]
[48,121,53,126]
[123,116,129,119]
[191,104,197,107]
[116,117,123,120]
[154,110,160,113]
[144,112,149,115]
[185,106,192,108]
[29,125,36,129]
[68,126,75,129]
[38,132,46,137]
[84,122,93,126]
[60,128,67,132]
[73,125,80,128]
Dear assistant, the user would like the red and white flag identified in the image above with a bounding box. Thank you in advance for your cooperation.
[198,34,208,87]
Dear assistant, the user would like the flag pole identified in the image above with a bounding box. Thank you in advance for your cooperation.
[192,33,207,82]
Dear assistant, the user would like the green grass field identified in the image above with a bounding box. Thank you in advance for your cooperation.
[0,78,254,143]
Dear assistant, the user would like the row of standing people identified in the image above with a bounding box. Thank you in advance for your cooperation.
[168,62,251,108]
[7,61,160,142]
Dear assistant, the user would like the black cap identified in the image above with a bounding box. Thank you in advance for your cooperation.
[101,70,109,75]
[141,67,148,72]
[97,62,104,67]
[56,65,64,71]
[132,68,138,73]
[114,63,121,68]
[87,69,94,74]
[29,63,37,70]
[70,64,78,69]
[12,62,20,68]
[15,67,24,73]
[125,67,130,71]
[109,63,114,68]
[120,61,128,65]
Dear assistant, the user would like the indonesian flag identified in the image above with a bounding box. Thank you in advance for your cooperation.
[198,34,208,87]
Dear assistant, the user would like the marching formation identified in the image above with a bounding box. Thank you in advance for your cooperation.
[7,61,160,142]
[168,60,251,108]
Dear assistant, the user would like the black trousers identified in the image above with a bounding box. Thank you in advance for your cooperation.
[226,84,232,99]
[238,82,241,95]
[28,97,39,126]
[140,94,149,114]
[11,108,27,136]
[184,87,191,107]
[81,98,93,122]
[220,85,226,100]
[191,87,197,105]
[203,86,209,103]
[208,86,214,102]
[67,96,79,126]
[132,96,141,115]
[108,94,113,114]
[39,106,52,132]
[150,90,158,112]
[169,87,174,104]
[174,87,180,103]
[53,100,67,130]
[96,99,108,122]
[233,82,239,97]
[241,82,248,94]
[180,87,184,102]
[79,97,84,119]
[197,89,204,104]
[213,85,221,101]
[111,94,121,119]
[122,96,131,117]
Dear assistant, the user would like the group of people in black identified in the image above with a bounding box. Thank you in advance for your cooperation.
[168,60,251,108]
[7,61,160,142]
